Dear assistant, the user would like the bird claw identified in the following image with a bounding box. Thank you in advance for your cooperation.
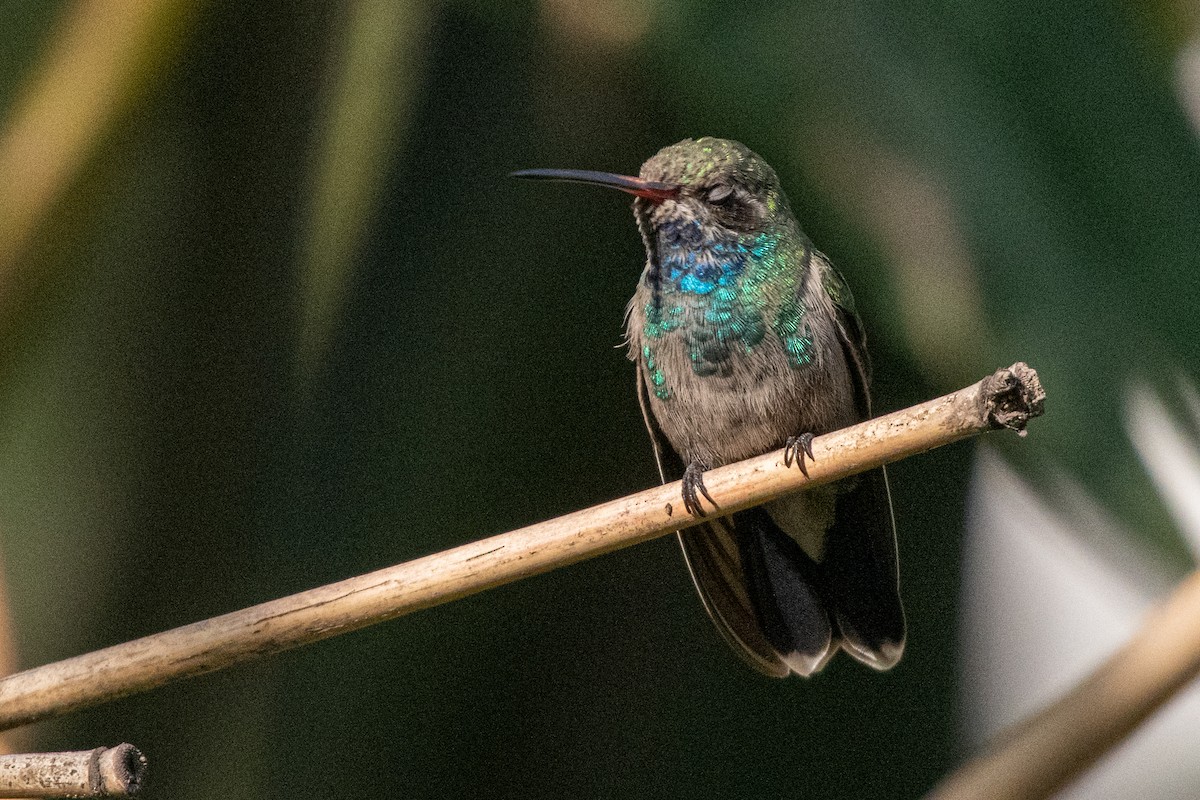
[784,432,816,478]
[682,461,718,517]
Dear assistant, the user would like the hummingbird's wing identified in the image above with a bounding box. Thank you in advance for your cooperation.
[634,368,791,677]
[821,260,907,669]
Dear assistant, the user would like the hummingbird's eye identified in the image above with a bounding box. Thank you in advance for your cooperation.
[704,183,762,230]
[706,184,734,205]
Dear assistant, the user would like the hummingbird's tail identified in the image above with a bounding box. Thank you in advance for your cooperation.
[681,464,905,677]
[731,480,905,675]
[733,506,837,676]
[822,466,906,670]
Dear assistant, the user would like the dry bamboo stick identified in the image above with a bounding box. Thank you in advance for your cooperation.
[0,363,1043,732]
[0,744,145,797]
[928,567,1200,800]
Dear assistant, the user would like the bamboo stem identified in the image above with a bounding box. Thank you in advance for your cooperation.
[928,567,1200,800]
[0,744,145,797]
[0,364,1042,732]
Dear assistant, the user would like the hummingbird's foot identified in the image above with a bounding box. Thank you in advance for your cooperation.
[784,433,817,478]
[682,460,718,517]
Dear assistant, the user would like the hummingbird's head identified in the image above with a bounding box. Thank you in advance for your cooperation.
[633,137,793,238]
[511,138,795,246]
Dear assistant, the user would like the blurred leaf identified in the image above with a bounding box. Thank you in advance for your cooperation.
[299,0,434,385]
[0,0,202,311]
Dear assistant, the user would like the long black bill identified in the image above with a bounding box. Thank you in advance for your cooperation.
[510,168,679,202]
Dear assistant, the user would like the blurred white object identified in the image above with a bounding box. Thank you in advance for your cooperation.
[1126,381,1200,562]
[961,382,1200,798]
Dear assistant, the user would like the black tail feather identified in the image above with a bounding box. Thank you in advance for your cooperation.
[823,467,906,668]
[734,507,833,673]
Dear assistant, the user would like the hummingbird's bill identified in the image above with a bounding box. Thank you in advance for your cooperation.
[510,168,680,202]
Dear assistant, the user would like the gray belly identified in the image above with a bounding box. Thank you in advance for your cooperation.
[640,328,857,467]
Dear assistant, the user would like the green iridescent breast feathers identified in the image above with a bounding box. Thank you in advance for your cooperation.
[631,138,820,398]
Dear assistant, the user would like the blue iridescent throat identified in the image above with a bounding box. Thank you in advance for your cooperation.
[640,220,813,400]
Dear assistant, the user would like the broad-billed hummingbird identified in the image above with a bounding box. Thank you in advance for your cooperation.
[513,137,904,677]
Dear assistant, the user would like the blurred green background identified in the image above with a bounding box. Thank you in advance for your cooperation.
[1,0,1198,797]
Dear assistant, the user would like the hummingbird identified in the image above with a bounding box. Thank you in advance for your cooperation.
[513,137,904,677]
